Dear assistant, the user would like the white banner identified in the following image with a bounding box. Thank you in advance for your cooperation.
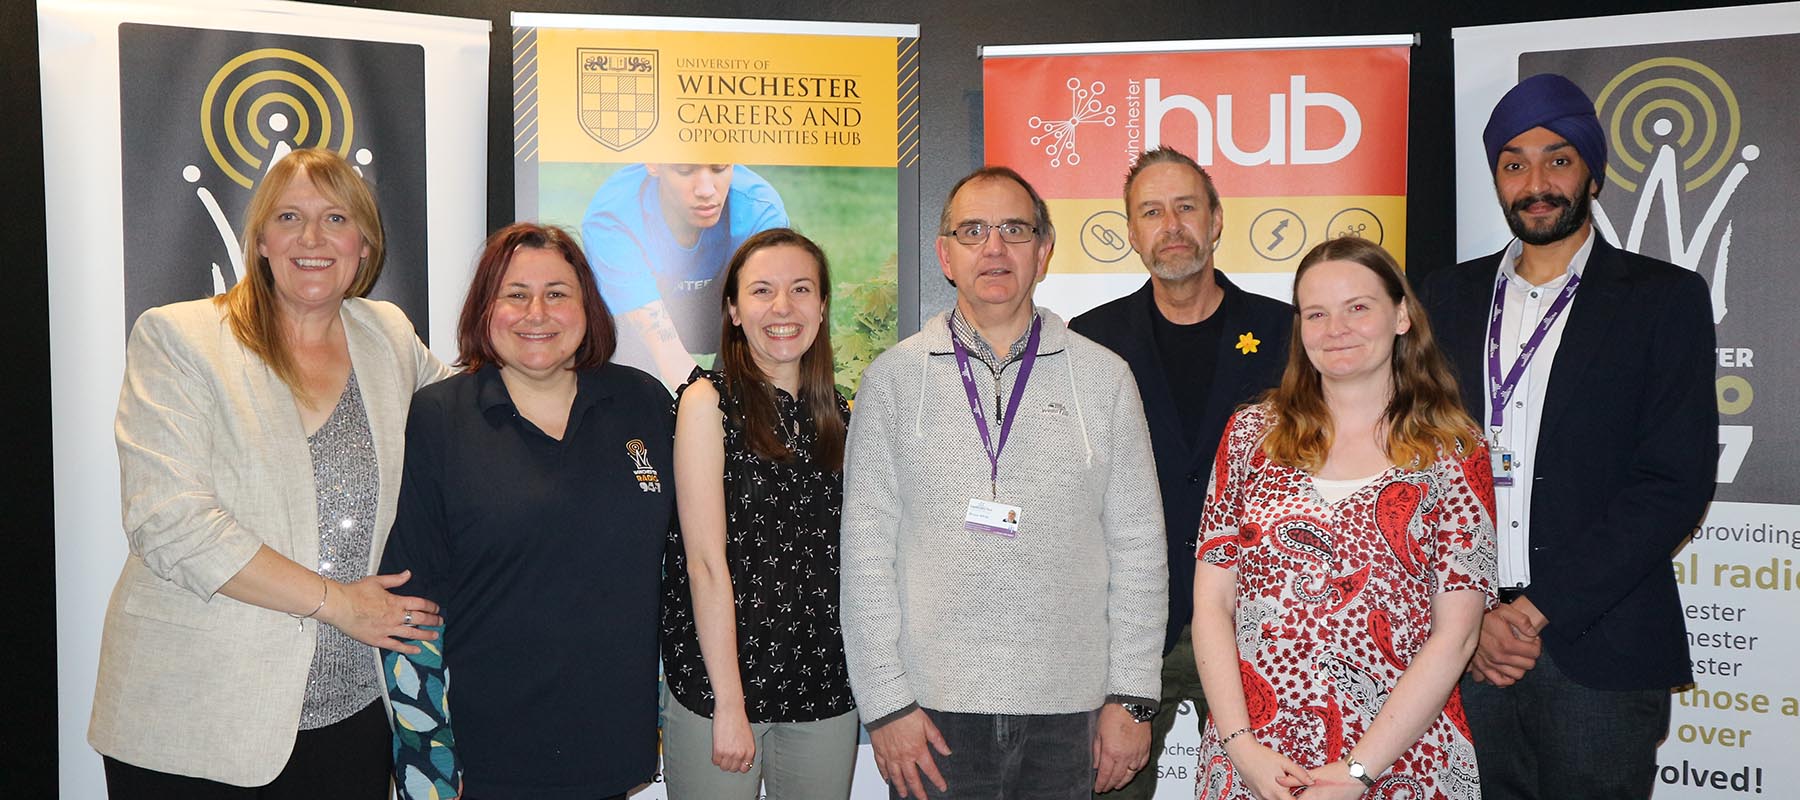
[38,0,489,795]
[1455,5,1800,797]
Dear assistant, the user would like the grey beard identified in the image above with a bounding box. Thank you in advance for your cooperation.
[1146,239,1213,281]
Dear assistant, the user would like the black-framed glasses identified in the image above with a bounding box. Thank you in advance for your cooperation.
[942,221,1038,246]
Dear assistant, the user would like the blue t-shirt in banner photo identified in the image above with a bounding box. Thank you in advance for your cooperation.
[580,164,789,356]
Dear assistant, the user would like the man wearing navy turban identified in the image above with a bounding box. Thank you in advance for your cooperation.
[1419,73,1718,799]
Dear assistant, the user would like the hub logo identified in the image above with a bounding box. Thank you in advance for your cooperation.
[984,46,1408,201]
[1028,78,1116,168]
[1142,75,1362,166]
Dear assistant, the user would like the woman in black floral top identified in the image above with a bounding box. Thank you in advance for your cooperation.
[660,229,857,799]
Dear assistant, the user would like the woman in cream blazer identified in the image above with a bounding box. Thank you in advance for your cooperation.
[89,149,452,794]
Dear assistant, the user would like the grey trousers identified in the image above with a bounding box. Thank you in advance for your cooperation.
[660,687,861,800]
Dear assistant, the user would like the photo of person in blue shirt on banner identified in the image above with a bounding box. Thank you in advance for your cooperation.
[582,163,789,389]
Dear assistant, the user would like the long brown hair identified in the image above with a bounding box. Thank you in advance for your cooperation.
[455,223,616,373]
[716,228,846,470]
[1262,237,1477,471]
[218,148,385,400]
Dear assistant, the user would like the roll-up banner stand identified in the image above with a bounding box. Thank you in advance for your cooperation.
[511,14,918,797]
[39,1,491,795]
[982,37,1412,796]
[512,13,917,398]
[1456,6,1800,797]
[982,35,1414,321]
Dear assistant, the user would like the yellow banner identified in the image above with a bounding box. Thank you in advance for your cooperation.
[535,28,897,166]
[1044,195,1407,274]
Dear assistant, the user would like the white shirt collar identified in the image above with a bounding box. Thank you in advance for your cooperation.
[1500,226,1597,287]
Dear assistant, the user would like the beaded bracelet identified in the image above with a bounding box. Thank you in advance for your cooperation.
[1220,726,1254,747]
[287,573,328,630]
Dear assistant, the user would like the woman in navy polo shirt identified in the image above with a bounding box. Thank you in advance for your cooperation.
[380,223,674,800]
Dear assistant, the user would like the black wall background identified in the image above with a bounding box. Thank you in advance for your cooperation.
[4,0,1776,794]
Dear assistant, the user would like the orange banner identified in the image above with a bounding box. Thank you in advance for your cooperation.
[984,44,1411,273]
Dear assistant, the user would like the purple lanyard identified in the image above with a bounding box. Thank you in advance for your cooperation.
[949,315,1042,499]
[1486,269,1581,429]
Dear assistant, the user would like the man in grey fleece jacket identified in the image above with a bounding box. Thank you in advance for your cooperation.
[841,166,1168,799]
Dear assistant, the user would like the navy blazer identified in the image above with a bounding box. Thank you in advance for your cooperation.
[1071,272,1293,654]
[1419,234,1716,691]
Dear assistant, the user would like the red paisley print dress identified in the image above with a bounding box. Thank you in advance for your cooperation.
[1195,403,1497,800]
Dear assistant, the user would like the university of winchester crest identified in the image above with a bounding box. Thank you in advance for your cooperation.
[577,47,657,151]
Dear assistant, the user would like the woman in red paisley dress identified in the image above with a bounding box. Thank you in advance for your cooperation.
[1193,237,1497,800]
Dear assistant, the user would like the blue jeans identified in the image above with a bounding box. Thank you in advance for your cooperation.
[903,707,1097,800]
[1460,648,1671,799]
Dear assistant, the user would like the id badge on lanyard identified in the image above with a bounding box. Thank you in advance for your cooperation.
[1486,270,1580,487]
[950,315,1041,537]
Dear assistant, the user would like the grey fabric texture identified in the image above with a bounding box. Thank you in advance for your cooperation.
[840,309,1168,723]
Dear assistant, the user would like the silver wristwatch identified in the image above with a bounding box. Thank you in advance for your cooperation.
[1118,702,1156,723]
[1345,755,1377,787]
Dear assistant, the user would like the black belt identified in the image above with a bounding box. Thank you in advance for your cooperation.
[1497,586,1527,604]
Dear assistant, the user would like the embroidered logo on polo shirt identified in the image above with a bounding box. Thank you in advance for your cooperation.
[625,439,662,493]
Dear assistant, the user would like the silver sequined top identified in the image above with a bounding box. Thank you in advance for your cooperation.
[299,371,383,729]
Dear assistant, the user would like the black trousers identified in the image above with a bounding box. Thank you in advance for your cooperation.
[104,699,390,799]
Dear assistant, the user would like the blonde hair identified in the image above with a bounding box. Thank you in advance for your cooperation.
[1261,237,1477,471]
[217,148,384,400]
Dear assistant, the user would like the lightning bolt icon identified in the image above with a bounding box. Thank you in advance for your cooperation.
[1267,219,1290,253]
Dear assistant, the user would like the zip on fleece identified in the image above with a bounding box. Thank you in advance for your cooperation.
[914,339,1092,468]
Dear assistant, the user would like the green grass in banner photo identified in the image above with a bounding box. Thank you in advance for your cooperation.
[539,163,900,397]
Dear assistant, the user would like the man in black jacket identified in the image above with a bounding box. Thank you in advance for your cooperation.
[1420,73,1717,799]
[1070,145,1292,798]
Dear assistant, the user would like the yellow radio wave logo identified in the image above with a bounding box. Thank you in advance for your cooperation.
[201,48,355,188]
[1595,57,1740,193]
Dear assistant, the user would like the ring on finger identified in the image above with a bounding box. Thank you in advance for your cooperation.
[403,611,414,626]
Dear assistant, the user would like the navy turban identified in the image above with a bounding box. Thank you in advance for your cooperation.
[1482,73,1607,182]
